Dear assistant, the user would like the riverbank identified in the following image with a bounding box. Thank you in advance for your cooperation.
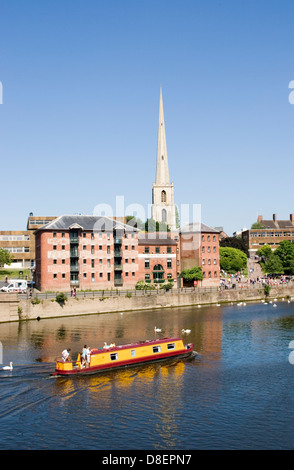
[1,284,294,323]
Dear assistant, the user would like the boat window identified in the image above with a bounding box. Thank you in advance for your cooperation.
[110,353,118,361]
[167,343,175,350]
[131,350,136,357]
[153,346,161,353]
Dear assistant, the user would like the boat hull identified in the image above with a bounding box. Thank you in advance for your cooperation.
[52,340,195,377]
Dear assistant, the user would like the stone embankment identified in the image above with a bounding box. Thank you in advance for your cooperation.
[1,285,294,323]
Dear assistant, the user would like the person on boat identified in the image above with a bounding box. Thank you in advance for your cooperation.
[86,346,91,367]
[110,342,116,348]
[103,342,109,349]
[81,345,87,367]
[62,348,71,362]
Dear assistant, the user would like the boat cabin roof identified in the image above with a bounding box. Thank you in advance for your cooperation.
[91,337,182,355]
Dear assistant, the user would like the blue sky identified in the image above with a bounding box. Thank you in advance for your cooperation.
[1,0,294,235]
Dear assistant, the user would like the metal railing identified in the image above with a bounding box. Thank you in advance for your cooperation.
[18,286,219,300]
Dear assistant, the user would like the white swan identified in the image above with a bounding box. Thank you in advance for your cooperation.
[154,327,162,332]
[181,329,191,334]
[2,362,13,371]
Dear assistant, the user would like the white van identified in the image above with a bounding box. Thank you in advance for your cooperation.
[1,279,28,293]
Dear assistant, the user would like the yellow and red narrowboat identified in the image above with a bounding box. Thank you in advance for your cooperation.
[52,337,195,377]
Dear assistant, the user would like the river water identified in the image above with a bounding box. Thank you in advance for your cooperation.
[0,300,294,450]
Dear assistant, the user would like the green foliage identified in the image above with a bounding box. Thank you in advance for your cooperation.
[264,284,271,297]
[135,281,156,290]
[263,254,284,276]
[159,281,174,290]
[180,266,203,282]
[0,248,13,267]
[275,241,294,274]
[220,236,247,253]
[125,215,144,230]
[55,292,68,305]
[251,222,266,229]
[219,247,247,274]
[144,218,170,232]
[256,245,273,261]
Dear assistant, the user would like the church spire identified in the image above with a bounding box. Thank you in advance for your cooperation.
[156,87,170,185]
[152,88,176,231]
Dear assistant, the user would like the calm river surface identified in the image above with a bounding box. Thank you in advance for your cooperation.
[0,301,294,450]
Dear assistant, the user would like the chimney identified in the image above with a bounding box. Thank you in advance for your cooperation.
[273,214,277,222]
[257,215,263,223]
[290,214,294,223]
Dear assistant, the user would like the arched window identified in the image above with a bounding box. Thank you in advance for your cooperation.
[161,190,166,202]
[153,264,164,283]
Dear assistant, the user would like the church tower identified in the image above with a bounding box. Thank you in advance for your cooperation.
[151,88,176,230]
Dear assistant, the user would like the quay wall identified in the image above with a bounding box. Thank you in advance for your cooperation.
[0,285,294,323]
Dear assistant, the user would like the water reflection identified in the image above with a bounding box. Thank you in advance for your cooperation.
[1,302,294,449]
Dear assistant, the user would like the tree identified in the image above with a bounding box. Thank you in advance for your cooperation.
[256,245,272,261]
[180,266,203,284]
[220,236,247,253]
[275,241,294,274]
[264,254,284,276]
[0,248,13,267]
[219,247,247,274]
[144,218,170,233]
[125,215,144,230]
[251,222,266,229]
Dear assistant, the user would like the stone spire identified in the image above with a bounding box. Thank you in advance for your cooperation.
[151,88,176,230]
[156,87,170,184]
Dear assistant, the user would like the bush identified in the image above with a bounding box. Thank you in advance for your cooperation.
[264,284,271,297]
[55,292,68,305]
[135,281,156,290]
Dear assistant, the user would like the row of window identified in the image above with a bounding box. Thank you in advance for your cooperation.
[144,259,173,268]
[202,235,217,242]
[144,247,174,254]
[53,245,136,252]
[52,232,136,239]
[53,272,136,280]
[109,343,176,361]
[202,259,218,265]
[145,273,173,281]
[0,235,30,241]
[203,271,218,278]
[202,246,217,253]
[5,247,30,253]
[250,232,294,237]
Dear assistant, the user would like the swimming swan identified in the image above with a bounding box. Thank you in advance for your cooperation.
[2,362,13,371]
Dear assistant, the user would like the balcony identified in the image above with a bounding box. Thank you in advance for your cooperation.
[70,264,79,272]
[70,249,79,257]
[114,263,123,271]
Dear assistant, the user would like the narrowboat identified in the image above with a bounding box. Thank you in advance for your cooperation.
[51,337,195,377]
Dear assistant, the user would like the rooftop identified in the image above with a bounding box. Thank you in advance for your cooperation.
[35,215,140,233]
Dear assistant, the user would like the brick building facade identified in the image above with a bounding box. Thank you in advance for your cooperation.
[34,215,220,291]
[242,214,294,259]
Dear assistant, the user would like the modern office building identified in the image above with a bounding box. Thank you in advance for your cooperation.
[0,214,57,269]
